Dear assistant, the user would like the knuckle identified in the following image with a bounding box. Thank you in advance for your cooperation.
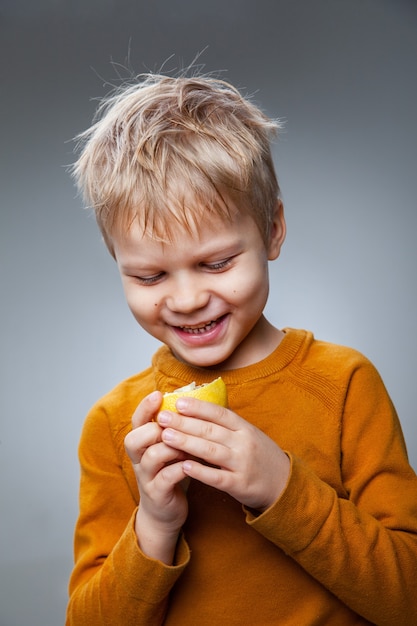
[175,415,186,430]
[202,422,214,439]
[204,441,218,459]
[146,443,160,462]
[124,431,138,455]
[211,469,227,490]
[124,431,133,449]
[211,403,227,420]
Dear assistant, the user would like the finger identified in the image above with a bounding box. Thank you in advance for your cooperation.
[124,421,162,464]
[173,396,238,429]
[140,444,189,493]
[132,390,163,429]
[142,441,188,473]
[161,427,231,469]
[158,410,226,445]
[182,458,231,492]
[155,460,189,490]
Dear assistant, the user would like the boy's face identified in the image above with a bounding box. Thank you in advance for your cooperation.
[113,203,285,370]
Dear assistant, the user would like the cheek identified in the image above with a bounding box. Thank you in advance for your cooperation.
[124,289,156,322]
[232,264,269,300]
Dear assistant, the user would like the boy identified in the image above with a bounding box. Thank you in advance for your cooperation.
[66,73,417,625]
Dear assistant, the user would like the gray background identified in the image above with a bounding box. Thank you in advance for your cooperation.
[1,1,416,624]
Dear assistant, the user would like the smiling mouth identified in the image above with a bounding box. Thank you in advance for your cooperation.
[177,316,225,334]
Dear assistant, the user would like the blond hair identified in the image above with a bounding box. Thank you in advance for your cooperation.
[72,73,283,255]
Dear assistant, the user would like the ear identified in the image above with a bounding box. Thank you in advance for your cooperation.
[267,199,286,260]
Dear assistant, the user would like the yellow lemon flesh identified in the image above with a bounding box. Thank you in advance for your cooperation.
[160,377,228,413]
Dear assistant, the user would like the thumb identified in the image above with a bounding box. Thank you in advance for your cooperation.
[132,390,163,429]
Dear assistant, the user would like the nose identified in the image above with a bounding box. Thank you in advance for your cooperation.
[165,273,210,314]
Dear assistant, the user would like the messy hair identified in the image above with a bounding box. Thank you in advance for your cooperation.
[72,72,283,255]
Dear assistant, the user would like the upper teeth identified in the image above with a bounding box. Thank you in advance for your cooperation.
[181,321,216,334]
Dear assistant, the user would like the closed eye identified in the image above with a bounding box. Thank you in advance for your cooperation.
[134,272,165,286]
[203,257,234,272]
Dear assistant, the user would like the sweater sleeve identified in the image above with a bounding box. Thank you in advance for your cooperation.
[66,403,190,625]
[245,359,417,626]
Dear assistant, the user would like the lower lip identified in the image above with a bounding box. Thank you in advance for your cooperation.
[172,315,228,346]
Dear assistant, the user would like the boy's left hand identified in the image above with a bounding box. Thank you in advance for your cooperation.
[157,397,290,513]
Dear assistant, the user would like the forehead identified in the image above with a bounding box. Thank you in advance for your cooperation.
[112,208,260,264]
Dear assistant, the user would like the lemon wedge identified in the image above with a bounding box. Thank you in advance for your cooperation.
[160,377,228,412]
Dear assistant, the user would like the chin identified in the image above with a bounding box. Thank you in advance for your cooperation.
[174,348,234,370]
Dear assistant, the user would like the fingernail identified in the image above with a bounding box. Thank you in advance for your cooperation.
[162,428,175,442]
[183,460,192,472]
[158,411,171,426]
[149,391,160,403]
[175,397,189,411]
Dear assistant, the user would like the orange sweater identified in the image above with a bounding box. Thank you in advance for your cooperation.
[66,329,417,625]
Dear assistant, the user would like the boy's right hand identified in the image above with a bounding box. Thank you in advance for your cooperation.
[124,391,189,564]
